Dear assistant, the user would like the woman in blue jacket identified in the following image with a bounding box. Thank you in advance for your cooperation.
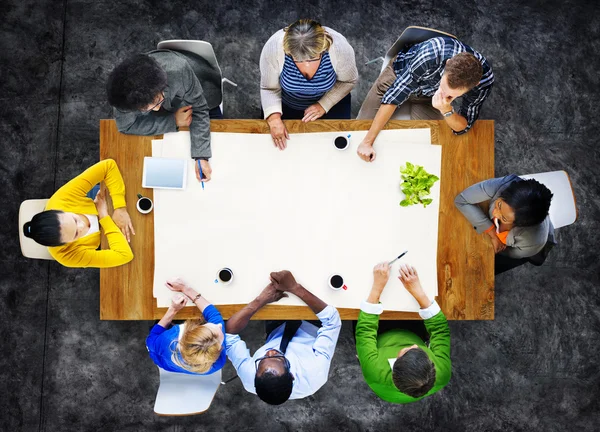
[146,278,226,375]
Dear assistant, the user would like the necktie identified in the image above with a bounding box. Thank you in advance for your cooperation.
[279,320,302,354]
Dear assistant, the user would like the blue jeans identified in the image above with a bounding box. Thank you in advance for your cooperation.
[86,184,100,200]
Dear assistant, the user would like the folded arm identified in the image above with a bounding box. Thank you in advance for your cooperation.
[454,176,517,233]
[180,64,211,159]
[114,108,178,137]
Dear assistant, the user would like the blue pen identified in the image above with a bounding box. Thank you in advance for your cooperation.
[197,159,204,190]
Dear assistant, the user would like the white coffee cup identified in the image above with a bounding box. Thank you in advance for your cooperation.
[136,193,153,214]
[215,268,234,285]
[328,274,347,291]
[333,135,349,151]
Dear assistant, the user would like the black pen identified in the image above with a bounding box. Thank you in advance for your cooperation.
[389,250,408,265]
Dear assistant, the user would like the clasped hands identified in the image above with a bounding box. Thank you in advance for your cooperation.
[256,270,302,305]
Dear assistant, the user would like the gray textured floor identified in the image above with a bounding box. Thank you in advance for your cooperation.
[1,1,599,431]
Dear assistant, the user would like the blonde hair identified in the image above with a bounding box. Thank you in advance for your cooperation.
[283,19,333,61]
[171,318,222,374]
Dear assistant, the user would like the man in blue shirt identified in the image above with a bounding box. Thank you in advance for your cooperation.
[356,36,494,162]
[226,270,342,405]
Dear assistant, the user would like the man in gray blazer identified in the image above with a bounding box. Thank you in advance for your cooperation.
[107,50,222,182]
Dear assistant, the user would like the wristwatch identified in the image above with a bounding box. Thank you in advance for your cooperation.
[443,107,455,117]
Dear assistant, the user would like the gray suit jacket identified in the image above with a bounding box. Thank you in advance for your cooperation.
[454,175,555,259]
[114,50,218,159]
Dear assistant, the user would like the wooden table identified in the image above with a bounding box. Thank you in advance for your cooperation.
[100,119,494,320]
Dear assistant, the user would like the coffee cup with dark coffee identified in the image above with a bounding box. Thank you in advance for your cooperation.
[136,193,153,214]
[216,267,234,285]
[333,135,349,151]
[328,274,347,291]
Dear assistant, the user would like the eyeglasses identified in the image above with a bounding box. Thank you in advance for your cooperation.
[292,53,322,64]
[141,92,165,113]
[255,349,290,371]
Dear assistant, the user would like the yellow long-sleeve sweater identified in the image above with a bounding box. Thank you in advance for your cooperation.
[45,159,134,268]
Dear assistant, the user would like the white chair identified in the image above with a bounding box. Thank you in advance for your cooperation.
[157,40,238,114]
[519,170,578,229]
[19,199,54,260]
[366,26,458,74]
[154,367,222,416]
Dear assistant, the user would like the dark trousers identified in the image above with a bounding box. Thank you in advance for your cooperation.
[281,93,352,120]
[352,319,429,344]
[209,106,223,119]
[495,242,555,275]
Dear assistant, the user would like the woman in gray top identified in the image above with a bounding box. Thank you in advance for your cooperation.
[454,175,554,261]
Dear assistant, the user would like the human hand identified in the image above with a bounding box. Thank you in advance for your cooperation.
[357,141,376,162]
[269,270,300,293]
[112,208,135,242]
[267,114,290,150]
[257,282,289,305]
[170,293,188,312]
[93,187,109,219]
[175,105,193,128]
[373,262,391,290]
[194,159,212,182]
[432,89,453,114]
[398,264,429,307]
[165,277,192,294]
[488,234,507,254]
[302,103,326,122]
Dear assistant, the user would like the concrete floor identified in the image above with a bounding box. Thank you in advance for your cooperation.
[1,0,599,431]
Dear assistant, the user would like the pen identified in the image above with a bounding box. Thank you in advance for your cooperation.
[389,250,408,265]
[197,159,204,190]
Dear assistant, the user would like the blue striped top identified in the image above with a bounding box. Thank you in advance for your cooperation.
[280,52,337,110]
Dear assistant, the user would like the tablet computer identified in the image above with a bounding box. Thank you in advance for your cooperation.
[142,157,188,190]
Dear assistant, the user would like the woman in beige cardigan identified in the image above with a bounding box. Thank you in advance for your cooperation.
[260,19,358,150]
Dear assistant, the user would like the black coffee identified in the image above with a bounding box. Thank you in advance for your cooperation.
[139,198,152,211]
[334,136,348,149]
[330,275,343,288]
[219,269,232,282]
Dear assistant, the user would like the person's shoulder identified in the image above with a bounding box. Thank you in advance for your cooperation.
[324,26,347,41]
[264,29,285,47]
[147,49,189,72]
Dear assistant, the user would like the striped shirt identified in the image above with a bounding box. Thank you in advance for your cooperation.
[280,51,337,110]
[381,36,494,135]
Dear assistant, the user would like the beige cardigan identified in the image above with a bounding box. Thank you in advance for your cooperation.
[260,27,359,118]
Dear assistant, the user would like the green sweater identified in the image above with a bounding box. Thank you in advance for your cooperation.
[355,310,451,403]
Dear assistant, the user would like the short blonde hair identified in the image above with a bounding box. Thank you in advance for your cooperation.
[171,318,222,374]
[283,19,333,61]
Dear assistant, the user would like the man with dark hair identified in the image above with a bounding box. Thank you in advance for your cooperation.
[356,36,494,162]
[355,262,451,403]
[226,271,341,405]
[107,50,223,182]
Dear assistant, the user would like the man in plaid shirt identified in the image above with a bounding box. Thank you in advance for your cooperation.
[356,36,494,162]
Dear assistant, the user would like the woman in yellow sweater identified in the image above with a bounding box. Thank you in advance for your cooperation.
[22,159,134,268]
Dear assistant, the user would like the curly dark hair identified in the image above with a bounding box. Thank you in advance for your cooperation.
[254,369,293,405]
[500,179,553,227]
[106,54,167,111]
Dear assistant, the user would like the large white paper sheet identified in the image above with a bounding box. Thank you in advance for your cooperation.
[151,129,441,312]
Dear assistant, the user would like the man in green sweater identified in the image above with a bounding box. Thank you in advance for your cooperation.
[355,262,451,403]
